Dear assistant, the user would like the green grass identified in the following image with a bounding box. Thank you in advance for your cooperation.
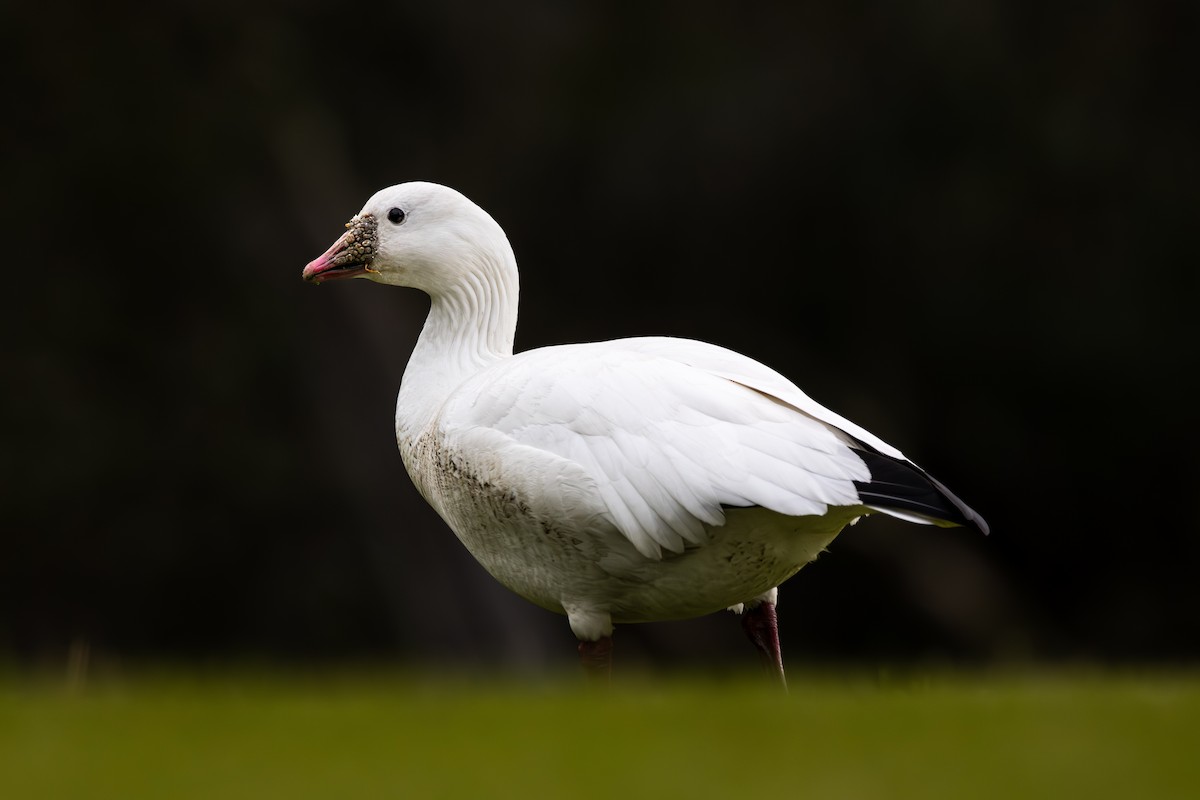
[1,669,1197,799]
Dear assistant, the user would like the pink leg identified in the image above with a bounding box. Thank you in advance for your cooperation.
[578,635,613,684]
[742,601,788,690]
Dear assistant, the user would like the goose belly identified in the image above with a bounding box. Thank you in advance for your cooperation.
[604,506,861,623]
[403,435,865,622]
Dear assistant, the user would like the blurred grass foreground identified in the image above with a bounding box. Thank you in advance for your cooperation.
[2,669,1197,799]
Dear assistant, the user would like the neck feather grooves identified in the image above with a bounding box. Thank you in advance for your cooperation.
[398,249,519,427]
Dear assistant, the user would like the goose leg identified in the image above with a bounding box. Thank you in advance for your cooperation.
[578,635,613,683]
[742,601,787,690]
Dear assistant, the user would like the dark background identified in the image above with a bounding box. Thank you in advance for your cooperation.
[4,1,1197,673]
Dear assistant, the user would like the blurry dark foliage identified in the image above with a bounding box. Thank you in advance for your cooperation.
[2,1,1197,670]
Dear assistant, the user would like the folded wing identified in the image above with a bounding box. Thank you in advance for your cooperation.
[442,336,984,560]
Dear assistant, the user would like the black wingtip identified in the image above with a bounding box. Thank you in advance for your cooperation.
[852,445,989,536]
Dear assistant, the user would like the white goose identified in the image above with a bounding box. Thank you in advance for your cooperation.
[302,182,988,684]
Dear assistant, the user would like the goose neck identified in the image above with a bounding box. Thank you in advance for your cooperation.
[398,256,519,426]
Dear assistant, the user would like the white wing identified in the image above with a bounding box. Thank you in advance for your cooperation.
[441,337,879,560]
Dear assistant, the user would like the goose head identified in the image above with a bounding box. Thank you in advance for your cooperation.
[302,182,514,296]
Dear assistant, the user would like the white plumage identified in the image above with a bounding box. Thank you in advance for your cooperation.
[303,181,987,680]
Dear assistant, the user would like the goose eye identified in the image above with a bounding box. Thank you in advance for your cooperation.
[387,207,406,224]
